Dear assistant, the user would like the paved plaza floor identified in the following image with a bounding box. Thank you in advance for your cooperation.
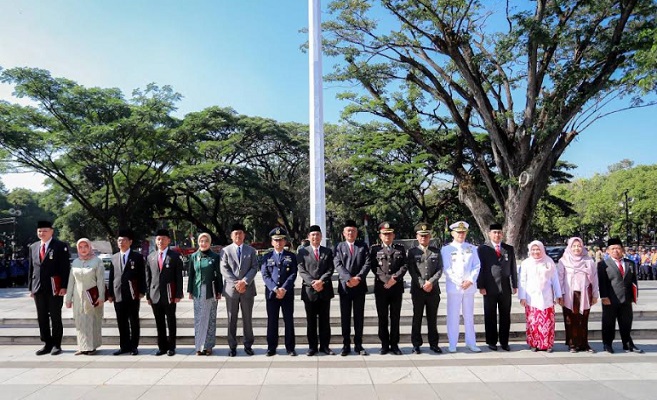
[0,341,655,400]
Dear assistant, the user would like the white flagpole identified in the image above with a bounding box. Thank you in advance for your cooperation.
[309,0,327,245]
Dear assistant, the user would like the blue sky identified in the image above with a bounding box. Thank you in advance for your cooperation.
[1,0,655,192]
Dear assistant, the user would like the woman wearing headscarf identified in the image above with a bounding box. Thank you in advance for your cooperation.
[187,233,223,355]
[557,237,599,353]
[65,238,105,355]
[518,240,563,352]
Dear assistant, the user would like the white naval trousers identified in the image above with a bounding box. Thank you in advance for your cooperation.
[446,291,477,347]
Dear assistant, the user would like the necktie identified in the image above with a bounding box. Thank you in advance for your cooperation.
[349,243,354,255]
[158,252,164,271]
[616,259,625,276]
[39,243,46,262]
[123,253,128,266]
[495,244,501,258]
[314,248,320,261]
[237,246,242,263]
[121,253,126,272]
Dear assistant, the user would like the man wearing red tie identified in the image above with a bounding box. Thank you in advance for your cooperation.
[28,221,70,356]
[146,229,183,356]
[598,237,642,353]
[476,223,517,351]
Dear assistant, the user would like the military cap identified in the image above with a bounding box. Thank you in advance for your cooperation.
[269,227,287,240]
[415,222,432,235]
[449,221,469,232]
[378,221,394,234]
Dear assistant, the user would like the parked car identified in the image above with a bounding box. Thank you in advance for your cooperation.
[545,246,566,263]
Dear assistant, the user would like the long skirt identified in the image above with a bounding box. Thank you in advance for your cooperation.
[193,286,218,352]
[525,305,555,350]
[562,291,591,351]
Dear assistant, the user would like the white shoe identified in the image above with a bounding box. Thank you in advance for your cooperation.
[448,346,457,353]
[467,345,482,353]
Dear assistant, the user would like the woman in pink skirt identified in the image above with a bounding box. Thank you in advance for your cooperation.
[518,240,563,352]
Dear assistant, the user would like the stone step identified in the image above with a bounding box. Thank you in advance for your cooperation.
[2,320,657,346]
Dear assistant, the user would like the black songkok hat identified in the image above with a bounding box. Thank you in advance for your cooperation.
[117,229,134,241]
[155,229,170,238]
[489,223,503,231]
[607,237,623,247]
[343,219,358,228]
[37,220,53,229]
[308,225,322,234]
[231,223,246,233]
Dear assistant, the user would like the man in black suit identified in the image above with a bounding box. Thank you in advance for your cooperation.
[297,225,335,356]
[146,229,184,356]
[334,219,371,356]
[599,237,643,353]
[28,220,70,356]
[476,223,517,351]
[107,229,146,356]
[407,222,443,354]
[370,221,407,355]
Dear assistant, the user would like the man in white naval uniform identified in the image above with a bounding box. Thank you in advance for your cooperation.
[441,221,482,353]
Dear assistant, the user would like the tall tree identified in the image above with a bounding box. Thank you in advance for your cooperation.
[0,67,185,240]
[322,0,657,250]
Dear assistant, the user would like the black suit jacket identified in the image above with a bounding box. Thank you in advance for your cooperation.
[407,245,442,296]
[333,240,370,296]
[28,238,71,295]
[477,242,517,295]
[297,245,335,302]
[598,257,637,305]
[108,250,146,303]
[146,249,184,304]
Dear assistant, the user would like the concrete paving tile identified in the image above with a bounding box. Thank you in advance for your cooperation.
[2,368,76,384]
[21,384,97,400]
[565,363,642,381]
[317,384,378,400]
[0,368,29,383]
[158,368,218,385]
[373,383,438,399]
[137,385,205,400]
[105,368,170,385]
[197,385,260,400]
[547,381,631,400]
[487,382,564,400]
[431,382,503,400]
[53,368,123,385]
[418,366,481,383]
[210,367,267,385]
[78,385,150,400]
[369,366,427,384]
[615,362,657,379]
[599,380,657,400]
[519,364,591,381]
[317,367,372,385]
[257,384,317,400]
[467,365,535,382]
[263,367,317,385]
[0,384,44,400]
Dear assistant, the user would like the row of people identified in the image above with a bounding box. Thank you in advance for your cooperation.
[27,219,642,357]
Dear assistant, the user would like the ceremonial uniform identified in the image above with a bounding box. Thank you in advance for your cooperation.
[370,222,407,354]
[407,222,443,353]
[441,221,481,352]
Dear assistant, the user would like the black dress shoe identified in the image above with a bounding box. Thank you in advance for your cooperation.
[167,350,175,356]
[629,345,644,354]
[358,349,369,356]
[113,349,128,356]
[50,347,62,356]
[228,348,237,357]
[244,347,254,356]
[412,347,422,354]
[430,345,443,354]
[320,348,335,355]
[379,348,389,355]
[340,348,351,357]
[500,345,510,351]
[604,345,614,354]
[288,350,298,357]
[487,344,498,351]
[266,350,276,357]
[307,349,318,356]
[36,346,52,356]
[155,350,166,356]
[391,347,403,355]
[131,349,139,356]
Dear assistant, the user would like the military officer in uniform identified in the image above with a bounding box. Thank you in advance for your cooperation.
[441,221,481,353]
[261,227,298,356]
[29,221,70,356]
[297,225,336,356]
[370,221,407,355]
[407,222,443,354]
[477,223,517,351]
